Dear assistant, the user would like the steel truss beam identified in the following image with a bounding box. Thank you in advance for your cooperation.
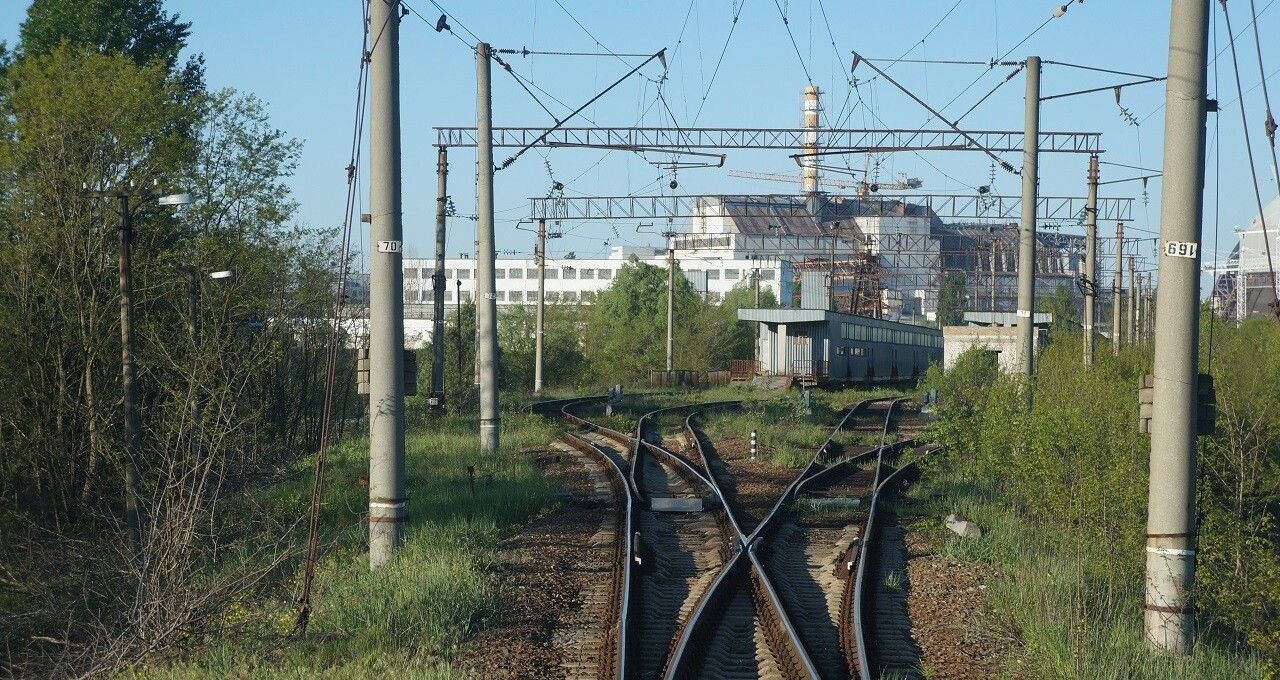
[528,194,1134,222]
[434,127,1102,153]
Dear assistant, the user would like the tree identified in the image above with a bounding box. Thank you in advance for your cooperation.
[720,281,778,363]
[584,257,697,381]
[937,272,967,326]
[0,40,332,675]
[1037,283,1080,330]
[18,0,202,90]
[496,304,586,391]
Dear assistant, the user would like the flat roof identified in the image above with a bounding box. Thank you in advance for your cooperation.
[737,307,942,333]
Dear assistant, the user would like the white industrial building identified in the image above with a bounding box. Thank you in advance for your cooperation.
[374,249,793,348]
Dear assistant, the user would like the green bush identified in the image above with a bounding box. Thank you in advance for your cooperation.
[925,323,1277,673]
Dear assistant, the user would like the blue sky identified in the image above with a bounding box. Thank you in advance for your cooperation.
[3,0,1278,289]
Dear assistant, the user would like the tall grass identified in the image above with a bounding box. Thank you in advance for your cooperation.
[128,409,560,678]
[918,331,1267,677]
[908,466,1263,679]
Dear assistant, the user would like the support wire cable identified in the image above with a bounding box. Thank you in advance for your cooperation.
[1246,0,1280,318]
[847,51,1018,174]
[293,1,371,636]
[1219,0,1280,314]
[498,50,668,171]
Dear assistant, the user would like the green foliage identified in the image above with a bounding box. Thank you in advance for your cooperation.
[495,304,586,392]
[925,322,1280,672]
[1038,283,1081,329]
[0,14,337,675]
[936,272,967,327]
[906,469,1263,679]
[19,0,201,87]
[583,257,691,380]
[132,409,559,678]
[581,257,761,383]
[1197,316,1280,669]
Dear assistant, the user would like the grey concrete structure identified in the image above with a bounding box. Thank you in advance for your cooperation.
[738,308,942,383]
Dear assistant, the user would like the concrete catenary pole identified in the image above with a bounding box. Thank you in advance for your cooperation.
[431,146,448,406]
[534,219,546,394]
[475,42,500,453]
[1113,222,1125,355]
[367,0,406,568]
[1129,256,1138,345]
[1015,55,1042,377]
[1083,154,1100,365]
[666,245,675,372]
[1146,0,1209,654]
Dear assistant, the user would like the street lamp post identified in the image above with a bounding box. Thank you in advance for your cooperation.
[85,183,191,554]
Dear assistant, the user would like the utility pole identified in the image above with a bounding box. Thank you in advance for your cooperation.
[828,232,837,311]
[1113,222,1125,355]
[367,0,406,568]
[117,196,142,554]
[1146,0,1209,654]
[1129,256,1138,345]
[752,261,761,366]
[431,146,448,408]
[990,233,998,312]
[1015,55,1042,378]
[86,183,191,556]
[666,243,675,373]
[475,42,500,453]
[534,219,546,395]
[1083,154,1100,366]
[455,279,463,390]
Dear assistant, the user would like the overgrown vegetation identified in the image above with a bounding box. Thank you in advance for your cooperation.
[1,2,346,676]
[920,318,1279,676]
[126,407,559,678]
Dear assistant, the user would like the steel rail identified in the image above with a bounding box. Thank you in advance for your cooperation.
[627,401,745,680]
[628,401,738,500]
[559,429,635,680]
[662,407,818,680]
[666,398,903,679]
[849,399,917,680]
[559,397,638,452]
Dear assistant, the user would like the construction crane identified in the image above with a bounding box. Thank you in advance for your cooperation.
[725,169,923,195]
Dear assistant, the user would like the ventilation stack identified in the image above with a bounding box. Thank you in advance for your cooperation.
[801,84,821,198]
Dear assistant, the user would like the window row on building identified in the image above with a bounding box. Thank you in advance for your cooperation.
[403,289,602,304]
[404,266,619,282]
[840,322,942,348]
[406,264,779,284]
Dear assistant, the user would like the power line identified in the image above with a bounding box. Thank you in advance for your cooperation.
[693,0,750,125]
[1219,0,1280,308]
[1139,0,1277,123]
[1042,59,1162,80]
[769,0,814,82]
[884,0,967,70]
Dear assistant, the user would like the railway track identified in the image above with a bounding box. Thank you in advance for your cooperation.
[536,394,933,680]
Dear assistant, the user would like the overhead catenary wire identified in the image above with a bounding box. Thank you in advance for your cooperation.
[692,0,750,125]
[769,0,815,83]
[1139,0,1277,123]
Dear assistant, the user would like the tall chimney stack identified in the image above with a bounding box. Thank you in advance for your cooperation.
[801,84,821,196]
